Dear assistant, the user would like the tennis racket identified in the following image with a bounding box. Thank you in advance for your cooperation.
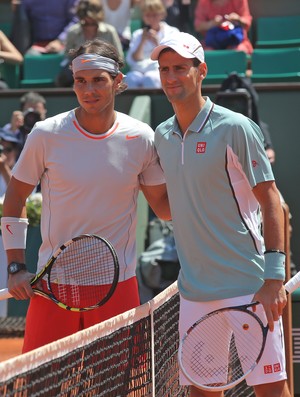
[178,270,300,392]
[0,234,119,312]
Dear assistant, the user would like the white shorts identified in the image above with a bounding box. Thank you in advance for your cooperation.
[179,294,287,387]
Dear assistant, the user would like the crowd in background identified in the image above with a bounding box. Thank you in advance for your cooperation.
[0,0,256,90]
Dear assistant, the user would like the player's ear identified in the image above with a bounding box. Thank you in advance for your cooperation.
[114,72,123,85]
[198,62,207,80]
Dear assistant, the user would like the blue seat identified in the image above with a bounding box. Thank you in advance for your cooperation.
[19,53,64,88]
[203,50,248,85]
[256,15,300,49]
[251,48,300,83]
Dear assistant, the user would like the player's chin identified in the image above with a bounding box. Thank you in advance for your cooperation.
[164,86,182,99]
[81,102,101,113]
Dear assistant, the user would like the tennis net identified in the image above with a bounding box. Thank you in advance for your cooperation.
[0,282,254,396]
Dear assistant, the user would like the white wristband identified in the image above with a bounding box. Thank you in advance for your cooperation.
[1,217,29,249]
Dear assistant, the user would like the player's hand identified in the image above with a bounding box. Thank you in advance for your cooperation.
[8,270,36,300]
[252,279,287,332]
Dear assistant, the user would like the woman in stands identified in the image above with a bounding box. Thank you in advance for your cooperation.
[125,0,179,89]
[56,0,123,87]
[194,0,253,54]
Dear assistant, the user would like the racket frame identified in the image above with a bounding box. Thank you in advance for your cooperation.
[1,234,119,312]
[178,302,268,391]
[178,269,300,392]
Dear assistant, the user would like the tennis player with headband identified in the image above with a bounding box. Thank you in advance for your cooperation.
[151,32,291,397]
[1,38,171,352]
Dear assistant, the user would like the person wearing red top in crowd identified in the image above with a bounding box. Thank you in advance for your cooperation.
[194,0,253,54]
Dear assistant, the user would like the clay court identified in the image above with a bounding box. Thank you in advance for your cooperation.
[0,337,23,362]
[0,317,25,363]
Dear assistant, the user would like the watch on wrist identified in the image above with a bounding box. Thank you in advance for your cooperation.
[7,262,27,275]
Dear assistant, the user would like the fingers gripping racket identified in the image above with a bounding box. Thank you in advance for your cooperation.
[0,234,119,312]
[178,271,300,392]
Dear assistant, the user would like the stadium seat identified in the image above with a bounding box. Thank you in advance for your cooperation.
[0,22,12,36]
[130,18,142,34]
[251,48,300,83]
[203,50,248,85]
[256,15,300,49]
[19,53,64,88]
[0,62,20,88]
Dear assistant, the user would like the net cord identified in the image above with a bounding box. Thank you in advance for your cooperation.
[0,281,178,386]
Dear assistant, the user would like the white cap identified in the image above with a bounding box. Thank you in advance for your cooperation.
[151,32,205,62]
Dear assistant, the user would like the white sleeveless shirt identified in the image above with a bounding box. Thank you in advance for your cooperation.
[102,0,132,40]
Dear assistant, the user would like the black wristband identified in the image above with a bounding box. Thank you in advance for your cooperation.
[264,249,286,256]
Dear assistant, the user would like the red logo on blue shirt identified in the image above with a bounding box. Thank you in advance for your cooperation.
[196,142,206,154]
[252,160,258,167]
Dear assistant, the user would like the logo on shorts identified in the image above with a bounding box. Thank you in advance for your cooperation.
[252,160,258,167]
[196,142,206,154]
[273,363,281,372]
[264,365,273,374]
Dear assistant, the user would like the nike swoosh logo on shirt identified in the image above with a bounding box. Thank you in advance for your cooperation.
[126,134,140,140]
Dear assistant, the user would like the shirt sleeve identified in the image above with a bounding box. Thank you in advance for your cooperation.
[138,125,166,187]
[12,125,47,186]
[231,118,274,188]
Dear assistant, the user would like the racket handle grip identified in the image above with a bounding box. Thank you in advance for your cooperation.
[285,271,300,294]
[0,288,13,300]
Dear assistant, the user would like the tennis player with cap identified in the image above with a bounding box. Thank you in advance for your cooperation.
[151,32,291,397]
[1,38,171,352]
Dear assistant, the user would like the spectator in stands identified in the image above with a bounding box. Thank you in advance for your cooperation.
[163,0,192,33]
[10,0,79,55]
[0,129,21,197]
[0,30,23,89]
[102,0,142,51]
[2,111,24,135]
[56,0,123,87]
[2,92,47,145]
[125,0,179,89]
[194,0,253,54]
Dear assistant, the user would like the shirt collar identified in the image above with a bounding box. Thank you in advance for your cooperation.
[189,97,214,133]
[171,97,214,136]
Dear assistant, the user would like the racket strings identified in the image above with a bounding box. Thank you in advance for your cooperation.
[181,309,264,388]
[48,236,118,308]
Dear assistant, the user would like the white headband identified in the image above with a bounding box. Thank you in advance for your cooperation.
[72,54,120,75]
